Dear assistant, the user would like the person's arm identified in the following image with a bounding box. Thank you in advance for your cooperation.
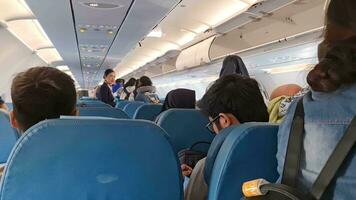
[184,158,208,200]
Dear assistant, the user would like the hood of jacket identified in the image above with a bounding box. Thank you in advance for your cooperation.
[136,86,156,94]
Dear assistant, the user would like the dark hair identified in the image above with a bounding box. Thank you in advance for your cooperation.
[124,78,136,88]
[103,69,114,79]
[0,97,4,105]
[138,76,153,87]
[198,74,268,123]
[115,79,125,84]
[307,0,356,92]
[11,67,77,131]
[220,55,249,78]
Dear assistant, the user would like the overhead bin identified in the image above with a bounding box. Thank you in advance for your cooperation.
[176,36,216,71]
[215,0,297,34]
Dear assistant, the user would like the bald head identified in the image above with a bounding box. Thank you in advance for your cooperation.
[270,84,302,100]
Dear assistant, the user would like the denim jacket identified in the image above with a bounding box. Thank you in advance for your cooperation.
[277,84,356,199]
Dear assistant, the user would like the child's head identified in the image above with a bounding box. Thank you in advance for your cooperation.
[10,67,77,132]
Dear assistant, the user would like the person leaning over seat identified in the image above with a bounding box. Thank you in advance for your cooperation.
[0,67,78,178]
[183,74,269,200]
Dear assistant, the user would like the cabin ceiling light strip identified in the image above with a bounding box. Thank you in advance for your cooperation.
[36,48,63,64]
[262,64,313,74]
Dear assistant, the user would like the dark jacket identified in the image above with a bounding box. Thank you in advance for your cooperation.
[97,82,115,107]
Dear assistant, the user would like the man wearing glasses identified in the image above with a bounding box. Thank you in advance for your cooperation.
[184,74,269,200]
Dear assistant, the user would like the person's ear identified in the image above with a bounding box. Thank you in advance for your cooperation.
[219,113,240,129]
[218,113,232,129]
[9,111,19,129]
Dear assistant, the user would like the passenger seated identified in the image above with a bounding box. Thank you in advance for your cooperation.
[219,55,249,78]
[120,78,136,101]
[135,76,160,103]
[267,84,304,123]
[277,0,356,199]
[183,74,269,200]
[161,88,196,113]
[96,69,116,107]
[0,97,8,112]
[1,67,77,178]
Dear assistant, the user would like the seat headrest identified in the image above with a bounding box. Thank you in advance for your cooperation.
[134,104,162,121]
[156,109,214,154]
[206,123,279,200]
[78,107,129,119]
[123,102,145,118]
[1,118,182,200]
[0,110,19,163]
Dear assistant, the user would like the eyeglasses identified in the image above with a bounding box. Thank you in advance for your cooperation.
[206,115,221,134]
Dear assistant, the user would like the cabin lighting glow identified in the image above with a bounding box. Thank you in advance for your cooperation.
[147,28,163,38]
[208,0,248,26]
[89,3,99,7]
[56,66,70,71]
[262,64,312,74]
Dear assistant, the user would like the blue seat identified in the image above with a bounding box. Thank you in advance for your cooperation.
[78,107,129,119]
[80,97,97,101]
[206,123,279,200]
[134,104,162,121]
[77,101,112,108]
[123,102,145,118]
[0,118,182,200]
[0,111,19,164]
[115,101,131,110]
[156,109,214,154]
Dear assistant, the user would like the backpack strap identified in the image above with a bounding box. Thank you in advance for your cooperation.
[281,98,305,187]
[310,116,356,199]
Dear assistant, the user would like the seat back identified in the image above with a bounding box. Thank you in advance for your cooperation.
[77,100,111,108]
[156,109,214,154]
[123,102,145,118]
[0,111,19,163]
[0,118,182,200]
[115,101,131,110]
[207,123,279,200]
[134,104,162,121]
[78,107,129,119]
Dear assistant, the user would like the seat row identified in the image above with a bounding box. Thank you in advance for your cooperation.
[0,115,278,200]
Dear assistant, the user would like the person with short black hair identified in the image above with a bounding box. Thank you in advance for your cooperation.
[9,67,77,133]
[96,69,116,107]
[135,76,160,103]
[161,88,196,113]
[183,74,269,200]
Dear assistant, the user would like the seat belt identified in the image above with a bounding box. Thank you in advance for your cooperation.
[282,97,356,199]
[281,99,305,187]
[310,117,356,199]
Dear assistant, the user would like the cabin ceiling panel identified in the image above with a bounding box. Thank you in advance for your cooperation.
[25,0,83,86]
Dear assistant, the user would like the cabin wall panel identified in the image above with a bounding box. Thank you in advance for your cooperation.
[0,28,46,102]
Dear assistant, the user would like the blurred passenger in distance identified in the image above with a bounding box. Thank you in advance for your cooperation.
[277,0,356,199]
[112,78,125,95]
[183,74,269,200]
[120,78,136,101]
[219,55,249,78]
[9,67,77,133]
[96,69,116,107]
[135,76,160,103]
[0,97,8,112]
[161,89,196,113]
[268,84,304,123]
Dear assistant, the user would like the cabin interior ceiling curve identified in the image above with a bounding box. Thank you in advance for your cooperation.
[22,0,180,89]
